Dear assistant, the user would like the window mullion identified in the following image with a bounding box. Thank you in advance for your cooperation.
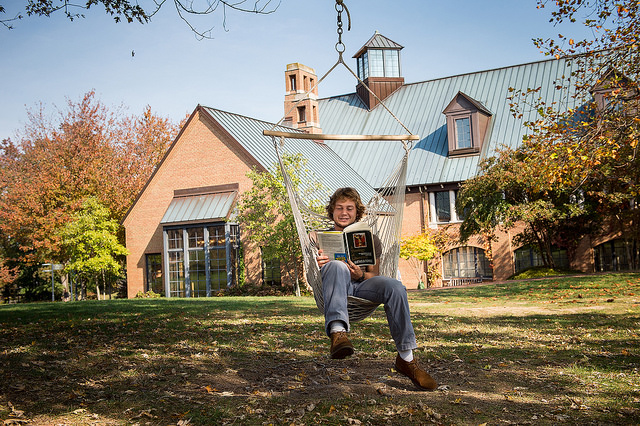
[204,227,211,297]
[183,228,190,298]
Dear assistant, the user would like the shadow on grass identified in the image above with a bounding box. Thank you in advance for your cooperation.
[1,294,639,425]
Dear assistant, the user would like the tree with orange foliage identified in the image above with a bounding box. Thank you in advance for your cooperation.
[458,0,639,270]
[0,91,179,300]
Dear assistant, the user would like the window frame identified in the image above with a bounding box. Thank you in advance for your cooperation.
[162,222,240,297]
[428,189,461,226]
[145,253,164,296]
[443,92,491,157]
[356,48,401,80]
[442,246,493,280]
[513,245,569,273]
[261,248,282,286]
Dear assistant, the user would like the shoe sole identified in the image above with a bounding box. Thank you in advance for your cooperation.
[331,346,354,359]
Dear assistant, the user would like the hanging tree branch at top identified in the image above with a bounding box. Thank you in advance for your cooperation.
[0,0,280,38]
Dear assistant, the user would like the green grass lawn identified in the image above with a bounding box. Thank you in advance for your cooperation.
[1,273,639,425]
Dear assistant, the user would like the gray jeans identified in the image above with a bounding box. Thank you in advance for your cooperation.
[321,260,418,352]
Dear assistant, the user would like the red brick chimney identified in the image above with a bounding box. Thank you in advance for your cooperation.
[283,63,322,134]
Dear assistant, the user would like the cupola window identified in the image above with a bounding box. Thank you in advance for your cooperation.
[357,49,400,80]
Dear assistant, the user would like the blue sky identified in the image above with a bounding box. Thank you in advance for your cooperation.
[0,0,592,141]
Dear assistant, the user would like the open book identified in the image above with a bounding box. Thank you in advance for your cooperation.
[316,222,377,266]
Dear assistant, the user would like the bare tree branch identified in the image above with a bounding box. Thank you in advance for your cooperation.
[1,0,280,36]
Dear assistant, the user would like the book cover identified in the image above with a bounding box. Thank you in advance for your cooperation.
[316,222,376,266]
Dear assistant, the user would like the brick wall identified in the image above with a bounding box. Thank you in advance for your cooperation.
[123,108,262,298]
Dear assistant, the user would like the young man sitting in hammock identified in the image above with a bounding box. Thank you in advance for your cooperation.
[315,187,437,391]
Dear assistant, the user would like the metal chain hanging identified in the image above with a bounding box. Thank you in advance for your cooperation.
[267,0,415,141]
[335,0,351,55]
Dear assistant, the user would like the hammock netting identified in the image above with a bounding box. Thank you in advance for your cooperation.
[271,134,411,322]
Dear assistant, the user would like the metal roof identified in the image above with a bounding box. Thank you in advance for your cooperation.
[161,191,237,224]
[353,31,404,58]
[318,57,585,188]
[201,108,382,205]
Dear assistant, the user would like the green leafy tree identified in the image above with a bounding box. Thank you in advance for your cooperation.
[459,0,639,269]
[236,153,324,295]
[58,197,129,299]
[399,229,449,288]
[510,0,640,263]
[457,149,598,268]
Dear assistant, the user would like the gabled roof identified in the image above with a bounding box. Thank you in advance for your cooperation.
[353,31,404,58]
[201,107,382,205]
[318,57,585,188]
[443,91,492,116]
[122,107,383,225]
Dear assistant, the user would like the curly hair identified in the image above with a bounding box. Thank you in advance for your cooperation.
[326,187,366,223]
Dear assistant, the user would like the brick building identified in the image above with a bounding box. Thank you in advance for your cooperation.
[123,32,637,298]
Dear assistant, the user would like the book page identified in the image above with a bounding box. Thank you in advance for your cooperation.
[316,231,348,262]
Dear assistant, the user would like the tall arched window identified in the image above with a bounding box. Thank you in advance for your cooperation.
[443,246,493,280]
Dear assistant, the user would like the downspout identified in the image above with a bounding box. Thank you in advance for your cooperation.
[419,187,429,286]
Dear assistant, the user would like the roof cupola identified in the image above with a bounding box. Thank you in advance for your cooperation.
[353,31,405,110]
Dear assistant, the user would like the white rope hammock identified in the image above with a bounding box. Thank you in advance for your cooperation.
[263,0,417,322]
[269,134,412,321]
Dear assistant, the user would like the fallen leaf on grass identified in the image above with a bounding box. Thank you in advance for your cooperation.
[4,419,30,425]
[7,402,24,418]
[131,409,156,420]
[376,386,391,396]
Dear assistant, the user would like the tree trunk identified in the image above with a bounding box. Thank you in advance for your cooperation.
[542,228,556,269]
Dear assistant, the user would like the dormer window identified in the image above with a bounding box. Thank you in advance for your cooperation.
[455,117,472,149]
[443,92,492,156]
[591,68,639,114]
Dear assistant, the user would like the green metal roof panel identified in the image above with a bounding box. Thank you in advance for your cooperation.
[161,191,236,224]
[202,107,382,206]
[318,57,584,188]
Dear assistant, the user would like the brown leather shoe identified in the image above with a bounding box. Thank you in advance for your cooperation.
[394,354,437,390]
[330,331,354,359]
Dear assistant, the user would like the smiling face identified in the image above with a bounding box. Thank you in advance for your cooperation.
[332,197,357,230]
